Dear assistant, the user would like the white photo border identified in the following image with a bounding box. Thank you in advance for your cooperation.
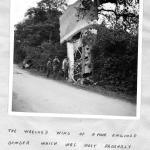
[8,0,143,120]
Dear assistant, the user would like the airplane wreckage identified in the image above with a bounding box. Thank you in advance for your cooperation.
[60,0,98,84]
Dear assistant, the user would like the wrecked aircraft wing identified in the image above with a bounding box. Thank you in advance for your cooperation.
[60,0,96,43]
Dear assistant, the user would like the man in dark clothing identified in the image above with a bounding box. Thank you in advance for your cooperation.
[52,56,60,79]
[46,58,52,78]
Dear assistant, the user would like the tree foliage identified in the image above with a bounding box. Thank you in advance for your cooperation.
[77,0,139,34]
[82,23,138,97]
[14,0,67,65]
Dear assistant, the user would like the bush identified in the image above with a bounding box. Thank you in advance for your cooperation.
[91,26,138,96]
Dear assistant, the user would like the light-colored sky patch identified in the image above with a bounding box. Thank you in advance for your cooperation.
[13,0,77,25]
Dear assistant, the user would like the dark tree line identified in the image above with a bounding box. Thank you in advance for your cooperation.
[81,23,138,100]
[14,0,67,68]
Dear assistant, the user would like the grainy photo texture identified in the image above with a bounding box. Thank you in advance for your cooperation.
[11,0,141,117]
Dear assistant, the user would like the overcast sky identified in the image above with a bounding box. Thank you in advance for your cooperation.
[13,0,77,25]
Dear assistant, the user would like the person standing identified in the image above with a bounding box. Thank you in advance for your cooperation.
[62,57,69,80]
[52,56,60,79]
[46,58,52,78]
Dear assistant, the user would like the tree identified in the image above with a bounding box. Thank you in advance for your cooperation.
[76,0,139,34]
[37,0,67,11]
[14,0,67,65]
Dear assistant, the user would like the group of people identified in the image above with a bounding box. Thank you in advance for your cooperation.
[46,56,69,80]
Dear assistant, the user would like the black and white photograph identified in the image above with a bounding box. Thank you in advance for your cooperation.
[10,0,142,118]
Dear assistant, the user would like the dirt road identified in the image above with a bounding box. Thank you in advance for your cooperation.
[12,65,136,116]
